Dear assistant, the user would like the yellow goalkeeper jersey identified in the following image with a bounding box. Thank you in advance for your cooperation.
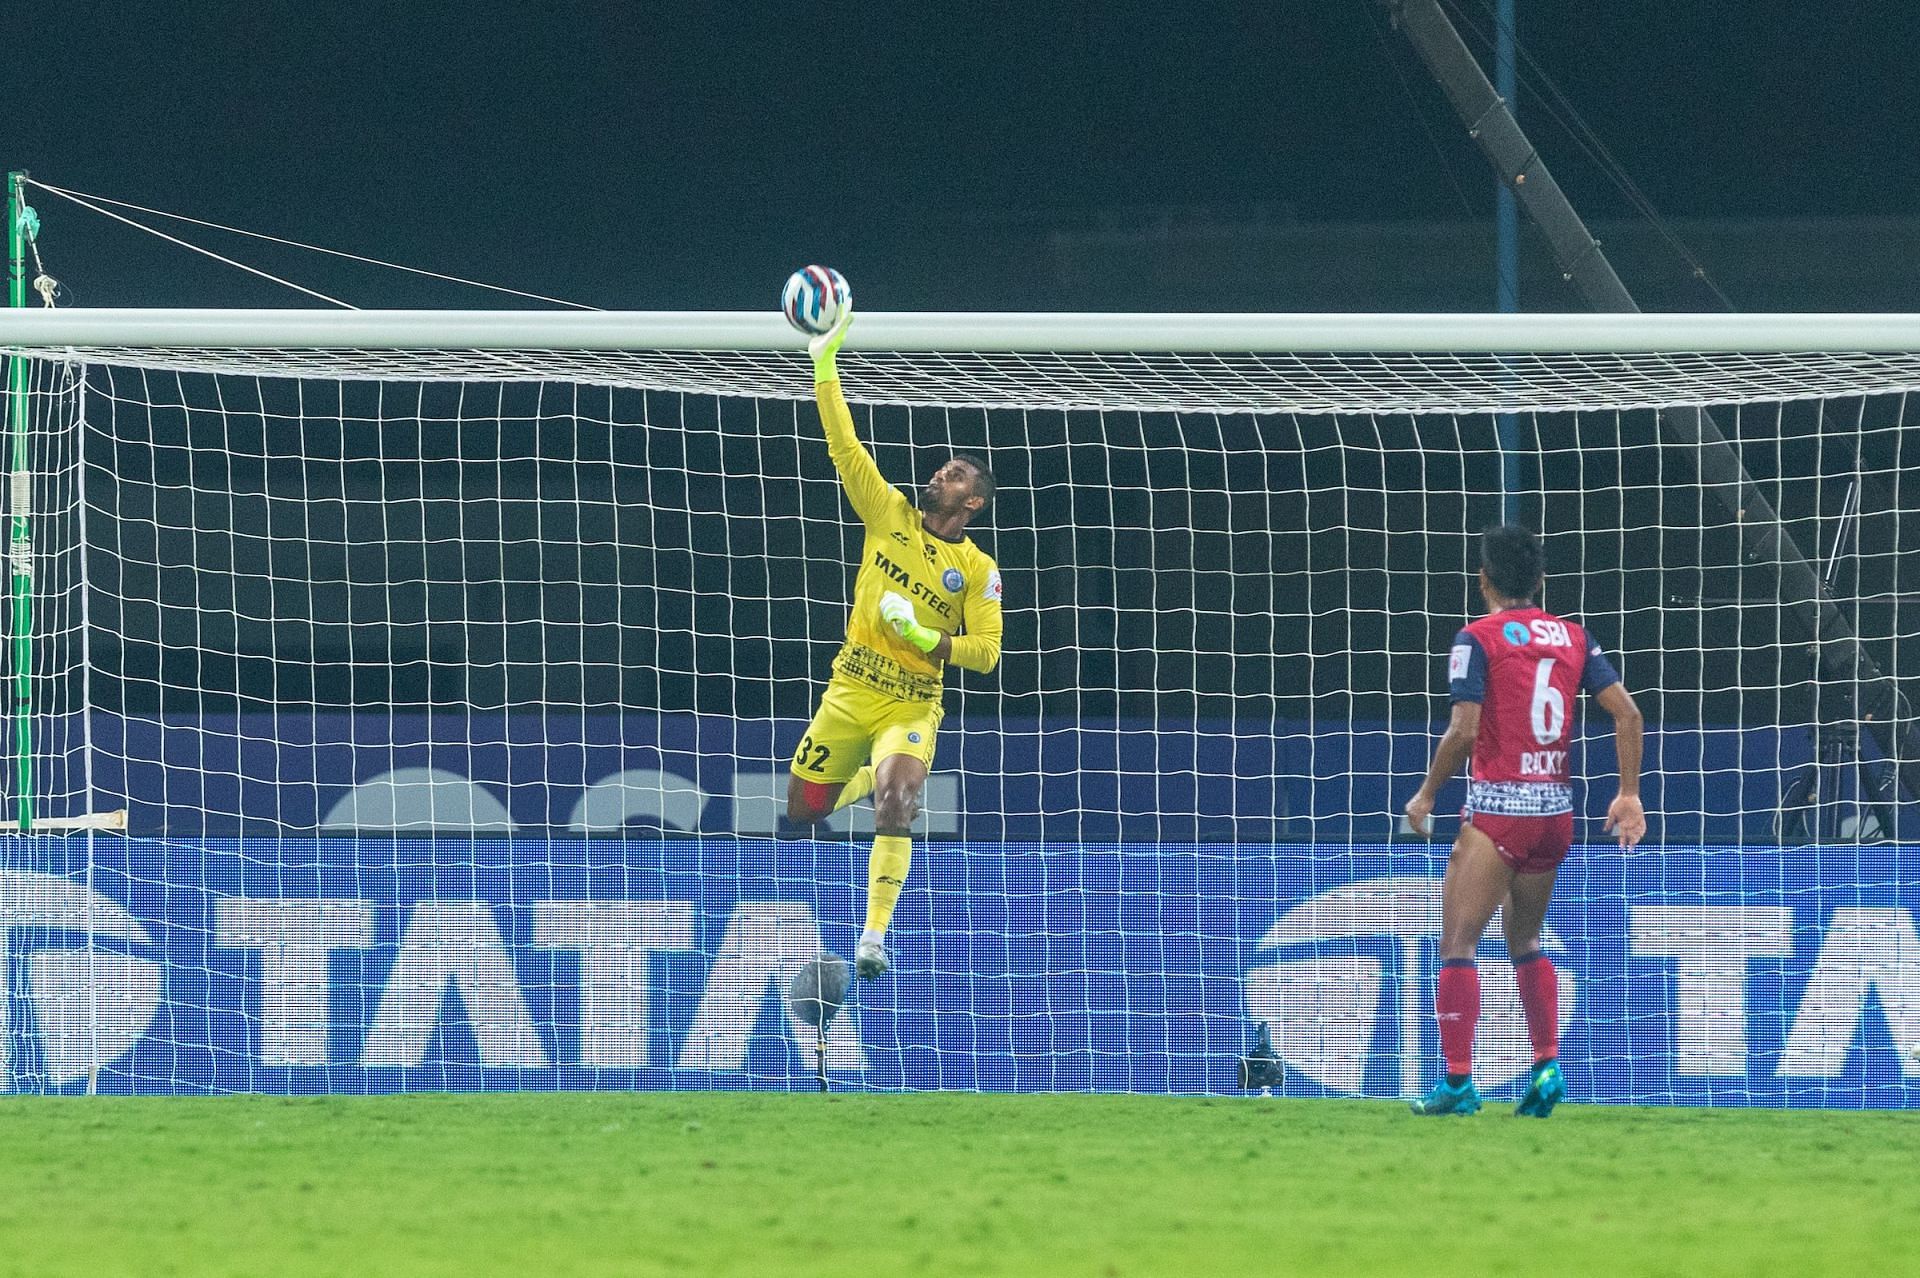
[815,378,1004,703]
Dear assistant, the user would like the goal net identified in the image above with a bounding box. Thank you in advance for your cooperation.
[4,309,1919,1103]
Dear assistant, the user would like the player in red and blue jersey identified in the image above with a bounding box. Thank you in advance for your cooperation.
[1403,525,1645,1118]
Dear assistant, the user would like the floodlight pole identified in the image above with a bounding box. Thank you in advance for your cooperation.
[1492,0,1519,320]
[5,171,32,833]
[1493,0,1521,525]
[1385,0,1920,825]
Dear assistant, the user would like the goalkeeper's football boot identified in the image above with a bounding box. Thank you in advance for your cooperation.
[854,939,891,981]
[1409,1075,1482,1116]
[1514,1059,1567,1118]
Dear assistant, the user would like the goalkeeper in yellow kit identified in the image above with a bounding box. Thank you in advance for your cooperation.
[784,306,1004,980]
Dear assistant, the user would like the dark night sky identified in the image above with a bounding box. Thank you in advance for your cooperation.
[16,1,1920,310]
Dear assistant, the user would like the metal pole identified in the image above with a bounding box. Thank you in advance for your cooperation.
[1494,0,1522,525]
[1388,0,1639,310]
[1493,0,1519,317]
[6,171,33,832]
[1386,0,1920,826]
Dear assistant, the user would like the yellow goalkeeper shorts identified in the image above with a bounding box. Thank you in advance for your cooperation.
[790,676,943,784]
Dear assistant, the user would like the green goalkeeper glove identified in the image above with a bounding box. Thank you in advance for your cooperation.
[808,304,855,382]
[878,590,939,653]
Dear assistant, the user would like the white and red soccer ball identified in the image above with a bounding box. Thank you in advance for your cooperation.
[781,265,852,336]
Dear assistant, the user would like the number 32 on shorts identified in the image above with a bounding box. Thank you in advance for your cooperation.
[793,733,832,773]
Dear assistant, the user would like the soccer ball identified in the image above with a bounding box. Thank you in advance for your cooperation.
[781,265,852,336]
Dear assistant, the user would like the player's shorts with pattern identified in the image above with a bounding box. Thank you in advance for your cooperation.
[1462,809,1574,874]
[791,673,943,784]
[1461,780,1573,873]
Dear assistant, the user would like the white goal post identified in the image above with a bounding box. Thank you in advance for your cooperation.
[8,309,1920,415]
[9,307,1920,351]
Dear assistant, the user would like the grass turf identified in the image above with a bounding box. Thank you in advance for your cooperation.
[0,1093,1912,1277]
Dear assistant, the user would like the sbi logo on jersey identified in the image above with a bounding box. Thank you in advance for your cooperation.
[1505,618,1573,648]
[0,871,163,1089]
[1243,877,1576,1097]
[941,568,964,593]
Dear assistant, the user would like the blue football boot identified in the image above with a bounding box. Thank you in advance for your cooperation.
[1408,1075,1482,1116]
[1514,1059,1567,1118]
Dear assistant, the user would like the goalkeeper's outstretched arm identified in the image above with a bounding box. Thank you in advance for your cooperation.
[809,309,904,527]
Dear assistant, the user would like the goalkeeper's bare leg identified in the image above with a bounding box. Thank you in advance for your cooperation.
[852,753,927,979]
[784,756,921,980]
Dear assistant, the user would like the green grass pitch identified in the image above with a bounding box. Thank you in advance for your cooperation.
[1,1093,1913,1277]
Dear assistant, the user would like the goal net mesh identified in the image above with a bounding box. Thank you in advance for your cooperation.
[5,336,1918,1101]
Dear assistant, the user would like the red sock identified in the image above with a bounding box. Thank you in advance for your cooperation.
[1436,960,1480,1077]
[1513,951,1559,1065]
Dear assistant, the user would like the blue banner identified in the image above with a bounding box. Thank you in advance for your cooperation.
[3,838,1913,1105]
[74,710,1901,844]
